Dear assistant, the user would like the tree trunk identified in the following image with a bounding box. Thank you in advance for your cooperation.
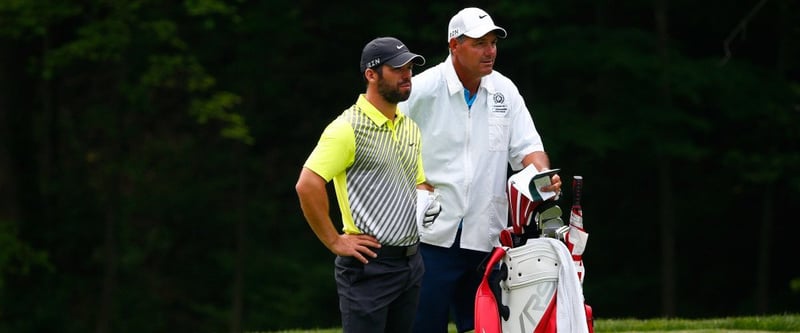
[230,149,245,333]
[657,159,676,317]
[96,206,118,333]
[96,143,122,333]
[754,0,796,314]
[0,43,12,216]
[95,61,125,333]
[654,0,677,317]
[0,39,44,243]
[755,183,773,313]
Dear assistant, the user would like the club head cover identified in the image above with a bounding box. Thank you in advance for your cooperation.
[500,228,514,247]
[508,180,542,234]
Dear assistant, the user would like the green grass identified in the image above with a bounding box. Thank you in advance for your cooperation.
[596,314,800,332]
[260,314,800,332]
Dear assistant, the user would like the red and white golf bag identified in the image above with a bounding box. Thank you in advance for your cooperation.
[475,168,593,333]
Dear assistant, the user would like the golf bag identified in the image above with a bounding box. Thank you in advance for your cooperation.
[475,167,593,333]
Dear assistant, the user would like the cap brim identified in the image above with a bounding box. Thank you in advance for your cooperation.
[386,53,426,68]
[463,26,507,39]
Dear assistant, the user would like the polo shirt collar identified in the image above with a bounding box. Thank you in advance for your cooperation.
[356,94,405,126]
[443,55,496,96]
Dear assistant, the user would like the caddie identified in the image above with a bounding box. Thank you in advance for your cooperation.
[398,7,563,333]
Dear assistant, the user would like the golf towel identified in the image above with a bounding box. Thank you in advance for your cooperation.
[545,238,589,333]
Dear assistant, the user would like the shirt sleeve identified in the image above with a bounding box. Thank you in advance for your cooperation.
[303,118,355,181]
[415,151,426,185]
[508,92,544,171]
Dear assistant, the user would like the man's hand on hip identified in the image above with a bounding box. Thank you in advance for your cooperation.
[330,234,380,264]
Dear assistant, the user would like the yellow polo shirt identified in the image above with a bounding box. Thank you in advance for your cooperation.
[304,94,425,246]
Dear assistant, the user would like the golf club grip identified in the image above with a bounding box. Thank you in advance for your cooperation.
[572,176,583,207]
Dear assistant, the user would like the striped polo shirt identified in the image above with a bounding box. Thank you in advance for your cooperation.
[304,94,425,246]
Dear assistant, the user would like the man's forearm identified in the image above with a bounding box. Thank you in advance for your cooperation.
[522,151,551,171]
[296,169,339,250]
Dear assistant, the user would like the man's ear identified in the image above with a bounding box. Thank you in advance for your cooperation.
[448,38,459,52]
[364,67,378,82]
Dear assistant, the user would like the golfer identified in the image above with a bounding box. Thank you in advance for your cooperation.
[295,37,430,333]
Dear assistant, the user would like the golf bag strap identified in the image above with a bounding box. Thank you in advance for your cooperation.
[474,247,508,333]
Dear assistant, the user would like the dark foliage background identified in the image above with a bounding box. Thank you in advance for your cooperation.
[0,0,798,332]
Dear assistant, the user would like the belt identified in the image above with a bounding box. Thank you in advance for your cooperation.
[374,243,419,258]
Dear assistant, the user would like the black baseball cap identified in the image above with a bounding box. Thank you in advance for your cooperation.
[360,37,426,73]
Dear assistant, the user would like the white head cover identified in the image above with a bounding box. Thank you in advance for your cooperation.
[447,7,508,41]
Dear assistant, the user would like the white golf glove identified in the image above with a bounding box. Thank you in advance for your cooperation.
[417,189,442,227]
[423,192,442,226]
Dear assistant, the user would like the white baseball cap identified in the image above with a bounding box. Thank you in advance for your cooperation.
[447,7,507,42]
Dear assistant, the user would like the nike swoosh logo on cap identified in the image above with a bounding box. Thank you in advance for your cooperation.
[396,44,404,49]
[479,14,487,18]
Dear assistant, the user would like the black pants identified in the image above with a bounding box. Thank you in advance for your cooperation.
[335,251,424,333]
